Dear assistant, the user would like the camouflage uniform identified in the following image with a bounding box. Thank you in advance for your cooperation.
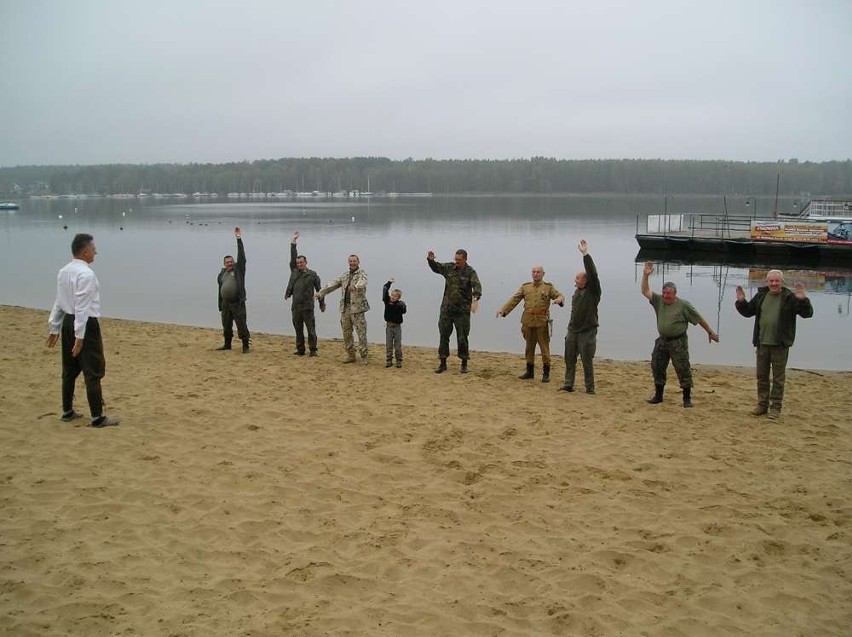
[648,292,703,389]
[318,267,370,360]
[428,258,482,361]
[499,280,562,365]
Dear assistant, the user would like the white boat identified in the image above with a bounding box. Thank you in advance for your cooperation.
[0,202,20,210]
[795,198,852,222]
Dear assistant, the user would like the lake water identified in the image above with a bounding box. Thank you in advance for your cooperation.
[2,194,850,371]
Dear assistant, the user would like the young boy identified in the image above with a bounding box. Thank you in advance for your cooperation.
[383,278,407,368]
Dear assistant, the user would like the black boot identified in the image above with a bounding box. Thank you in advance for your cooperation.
[216,338,232,351]
[435,358,448,374]
[647,384,664,404]
[460,359,469,374]
[541,364,550,383]
[241,339,250,354]
[519,363,534,380]
[682,387,693,408]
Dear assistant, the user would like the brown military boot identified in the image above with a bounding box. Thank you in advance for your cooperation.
[518,363,534,380]
[750,405,768,416]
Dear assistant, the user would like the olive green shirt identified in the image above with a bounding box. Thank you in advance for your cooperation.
[650,293,703,338]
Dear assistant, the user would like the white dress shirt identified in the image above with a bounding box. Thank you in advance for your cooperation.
[47,258,101,339]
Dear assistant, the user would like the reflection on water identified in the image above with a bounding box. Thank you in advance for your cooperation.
[2,195,849,370]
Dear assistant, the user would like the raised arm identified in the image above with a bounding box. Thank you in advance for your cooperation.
[640,261,653,300]
[235,227,246,271]
[289,231,299,270]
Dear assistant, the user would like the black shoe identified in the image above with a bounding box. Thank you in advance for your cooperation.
[216,344,232,351]
[293,350,305,356]
[586,388,595,395]
[91,416,120,428]
[61,410,84,422]
[518,364,534,380]
[647,395,663,404]
[309,350,318,357]
[435,360,447,374]
[460,360,469,374]
[395,361,402,368]
[385,361,393,368]
[557,384,574,392]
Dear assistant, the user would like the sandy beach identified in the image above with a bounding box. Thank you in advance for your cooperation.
[1,304,850,636]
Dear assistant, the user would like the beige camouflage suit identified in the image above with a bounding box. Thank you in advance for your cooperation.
[318,263,370,361]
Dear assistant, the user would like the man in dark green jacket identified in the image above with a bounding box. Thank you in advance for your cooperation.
[735,269,813,419]
[285,231,325,356]
[217,227,250,353]
[560,239,601,394]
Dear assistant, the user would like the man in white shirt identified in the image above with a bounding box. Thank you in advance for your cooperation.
[47,233,119,428]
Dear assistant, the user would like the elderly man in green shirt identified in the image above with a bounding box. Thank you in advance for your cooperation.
[641,262,719,408]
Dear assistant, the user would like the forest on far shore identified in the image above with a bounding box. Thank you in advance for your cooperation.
[1,157,850,197]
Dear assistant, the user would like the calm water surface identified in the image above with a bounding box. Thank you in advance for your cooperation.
[2,195,849,371]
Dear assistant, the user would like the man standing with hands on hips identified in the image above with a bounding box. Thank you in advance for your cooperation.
[735,270,813,420]
[47,233,120,428]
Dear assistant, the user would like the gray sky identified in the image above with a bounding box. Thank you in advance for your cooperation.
[1,0,850,167]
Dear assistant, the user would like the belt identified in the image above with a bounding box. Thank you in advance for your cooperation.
[659,333,686,342]
[386,321,400,326]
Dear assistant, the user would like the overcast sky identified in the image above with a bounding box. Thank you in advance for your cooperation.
[1,0,850,167]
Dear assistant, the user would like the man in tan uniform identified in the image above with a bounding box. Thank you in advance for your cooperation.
[497,265,564,383]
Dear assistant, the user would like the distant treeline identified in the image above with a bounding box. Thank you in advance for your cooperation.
[1,157,851,197]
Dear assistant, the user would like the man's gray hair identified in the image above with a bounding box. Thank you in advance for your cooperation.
[662,281,677,293]
[766,269,785,282]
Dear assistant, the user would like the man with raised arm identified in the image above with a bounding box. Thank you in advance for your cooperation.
[641,262,719,408]
[285,231,325,357]
[217,227,251,353]
[560,239,601,394]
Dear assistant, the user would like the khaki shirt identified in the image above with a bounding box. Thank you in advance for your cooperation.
[500,281,562,328]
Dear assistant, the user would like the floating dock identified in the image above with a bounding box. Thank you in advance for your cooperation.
[635,214,852,265]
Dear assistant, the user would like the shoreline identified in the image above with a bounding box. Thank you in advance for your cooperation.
[3,304,850,635]
[6,303,847,376]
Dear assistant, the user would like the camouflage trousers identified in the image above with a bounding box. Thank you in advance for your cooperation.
[651,334,692,389]
[341,309,368,359]
[756,344,789,411]
[564,327,597,391]
[438,311,471,361]
[522,325,551,365]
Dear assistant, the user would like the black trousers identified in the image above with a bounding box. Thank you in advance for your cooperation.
[61,315,105,418]
[221,301,250,343]
[292,307,317,353]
